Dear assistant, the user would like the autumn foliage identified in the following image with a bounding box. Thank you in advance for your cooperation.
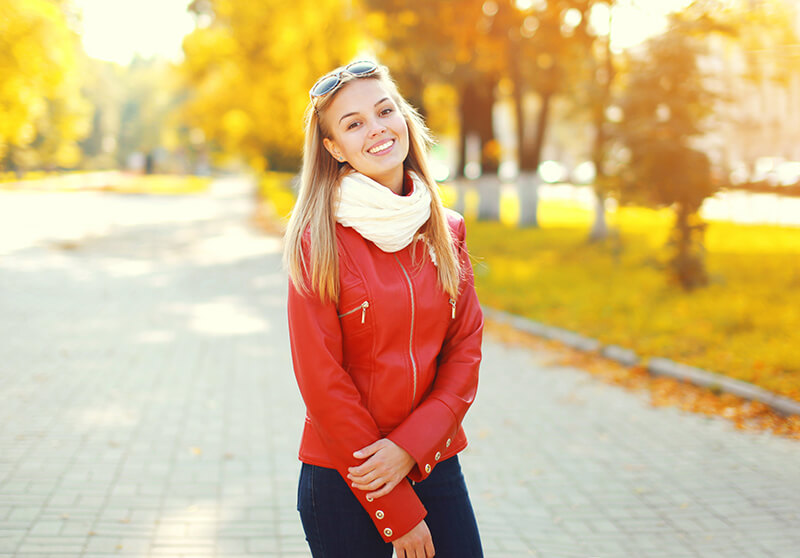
[0,0,92,171]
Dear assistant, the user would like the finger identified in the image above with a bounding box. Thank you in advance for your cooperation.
[349,453,386,475]
[352,477,385,492]
[425,538,435,557]
[353,440,384,459]
[347,464,376,479]
[366,479,398,500]
[348,468,380,483]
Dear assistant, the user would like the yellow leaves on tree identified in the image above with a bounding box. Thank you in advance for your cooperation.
[178,0,364,170]
[0,0,92,169]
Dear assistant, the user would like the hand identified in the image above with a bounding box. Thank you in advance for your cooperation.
[348,439,415,500]
[392,519,435,558]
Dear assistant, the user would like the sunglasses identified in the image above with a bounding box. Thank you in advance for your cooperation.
[309,61,379,100]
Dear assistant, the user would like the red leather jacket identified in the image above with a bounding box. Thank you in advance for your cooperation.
[287,209,483,543]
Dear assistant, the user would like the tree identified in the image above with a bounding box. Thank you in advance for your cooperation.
[615,14,721,289]
[0,0,92,172]
[496,0,597,226]
[178,0,362,172]
[363,0,505,180]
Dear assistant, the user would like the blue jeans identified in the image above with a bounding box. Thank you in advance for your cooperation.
[297,455,483,558]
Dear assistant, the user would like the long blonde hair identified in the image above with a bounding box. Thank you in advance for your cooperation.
[283,63,461,303]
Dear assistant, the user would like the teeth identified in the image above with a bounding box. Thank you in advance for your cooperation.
[368,140,393,154]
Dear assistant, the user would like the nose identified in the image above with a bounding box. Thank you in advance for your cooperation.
[367,118,387,137]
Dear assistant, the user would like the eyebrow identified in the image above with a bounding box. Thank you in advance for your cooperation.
[338,97,391,124]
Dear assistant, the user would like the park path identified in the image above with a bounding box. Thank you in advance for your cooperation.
[0,177,798,558]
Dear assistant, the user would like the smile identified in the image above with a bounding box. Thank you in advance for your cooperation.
[367,140,395,155]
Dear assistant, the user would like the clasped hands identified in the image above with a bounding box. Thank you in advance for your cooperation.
[348,439,435,557]
[347,438,415,499]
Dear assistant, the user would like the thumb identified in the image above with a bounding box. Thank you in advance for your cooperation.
[353,440,384,459]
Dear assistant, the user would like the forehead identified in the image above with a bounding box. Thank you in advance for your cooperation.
[324,79,395,119]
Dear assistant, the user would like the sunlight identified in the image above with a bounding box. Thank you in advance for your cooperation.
[181,297,272,336]
[610,0,694,51]
[74,0,195,64]
[71,0,697,67]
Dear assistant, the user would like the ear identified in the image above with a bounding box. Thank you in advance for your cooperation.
[322,137,345,163]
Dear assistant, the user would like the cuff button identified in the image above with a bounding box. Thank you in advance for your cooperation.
[445,438,452,448]
[424,463,431,474]
[384,527,393,538]
[435,451,441,461]
[376,510,384,520]
[366,495,374,502]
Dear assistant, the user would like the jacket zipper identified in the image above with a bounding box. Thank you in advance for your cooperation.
[449,298,457,319]
[338,301,369,324]
[393,254,418,406]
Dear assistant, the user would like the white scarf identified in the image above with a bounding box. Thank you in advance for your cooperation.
[335,171,432,254]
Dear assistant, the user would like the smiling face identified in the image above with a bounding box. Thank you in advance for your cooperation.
[321,78,410,195]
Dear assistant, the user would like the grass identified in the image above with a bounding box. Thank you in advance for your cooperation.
[448,186,800,402]
[1,171,212,195]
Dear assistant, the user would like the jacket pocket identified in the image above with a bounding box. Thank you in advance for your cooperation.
[337,300,370,324]
[337,299,372,341]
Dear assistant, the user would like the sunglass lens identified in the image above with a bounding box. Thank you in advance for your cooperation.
[346,61,377,75]
[311,75,340,97]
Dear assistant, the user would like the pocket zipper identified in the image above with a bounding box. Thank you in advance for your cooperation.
[449,298,456,320]
[338,301,370,324]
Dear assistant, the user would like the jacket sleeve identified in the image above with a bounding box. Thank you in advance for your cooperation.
[386,215,483,481]
[287,241,427,542]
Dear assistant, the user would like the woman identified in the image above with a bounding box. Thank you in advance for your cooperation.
[284,60,484,558]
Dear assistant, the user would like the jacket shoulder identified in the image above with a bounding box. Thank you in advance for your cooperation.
[444,208,466,241]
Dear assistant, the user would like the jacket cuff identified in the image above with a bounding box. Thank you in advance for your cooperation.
[386,398,458,481]
[347,474,427,542]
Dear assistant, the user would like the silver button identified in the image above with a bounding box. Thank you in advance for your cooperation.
[424,463,431,474]
[384,527,393,537]
[435,451,441,461]
[445,438,452,448]
[376,510,384,520]
[366,495,373,502]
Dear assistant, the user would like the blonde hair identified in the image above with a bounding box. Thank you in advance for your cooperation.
[283,63,461,303]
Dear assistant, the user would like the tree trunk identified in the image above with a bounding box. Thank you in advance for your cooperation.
[588,189,608,240]
[518,171,540,227]
[589,22,614,242]
[670,202,708,290]
[510,45,539,228]
[455,87,468,180]
[527,90,552,174]
[473,76,500,221]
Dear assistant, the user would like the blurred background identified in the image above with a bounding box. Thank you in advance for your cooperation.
[2,0,799,403]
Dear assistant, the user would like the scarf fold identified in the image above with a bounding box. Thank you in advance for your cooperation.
[335,171,432,253]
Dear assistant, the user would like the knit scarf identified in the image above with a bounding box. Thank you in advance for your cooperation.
[335,170,432,253]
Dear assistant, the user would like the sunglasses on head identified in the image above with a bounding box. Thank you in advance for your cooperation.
[309,61,379,101]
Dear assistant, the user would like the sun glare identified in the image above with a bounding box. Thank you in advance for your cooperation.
[72,0,698,66]
[74,0,196,65]
[610,0,694,51]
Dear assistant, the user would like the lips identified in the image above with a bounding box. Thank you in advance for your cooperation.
[367,139,395,155]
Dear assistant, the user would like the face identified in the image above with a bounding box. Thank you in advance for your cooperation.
[321,78,410,194]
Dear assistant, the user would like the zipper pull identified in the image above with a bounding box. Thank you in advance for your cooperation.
[361,301,370,324]
[449,298,456,319]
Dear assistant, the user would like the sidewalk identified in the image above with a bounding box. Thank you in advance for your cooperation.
[0,177,798,557]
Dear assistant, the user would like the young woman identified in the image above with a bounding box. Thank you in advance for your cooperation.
[284,61,484,558]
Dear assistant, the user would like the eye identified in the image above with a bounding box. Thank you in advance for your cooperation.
[379,107,393,116]
[346,120,361,130]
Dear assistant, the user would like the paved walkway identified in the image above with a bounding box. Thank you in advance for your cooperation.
[1,177,798,558]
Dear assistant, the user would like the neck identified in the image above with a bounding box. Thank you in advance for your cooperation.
[368,167,404,195]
